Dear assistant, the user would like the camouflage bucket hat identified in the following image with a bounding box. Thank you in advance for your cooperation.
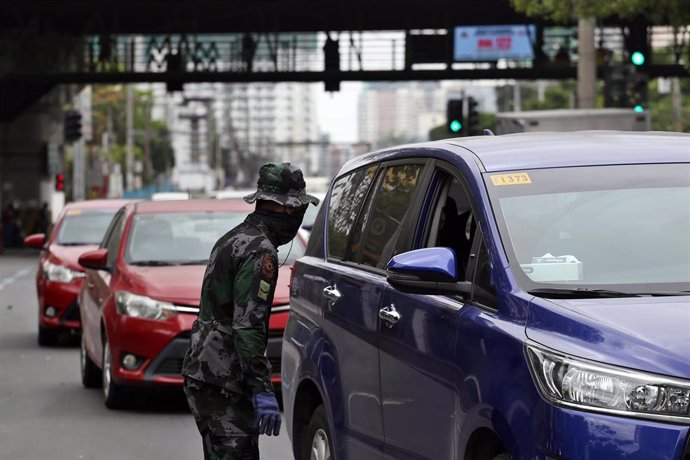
[244,162,320,207]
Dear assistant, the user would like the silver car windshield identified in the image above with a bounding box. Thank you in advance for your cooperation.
[485,164,690,292]
[125,211,304,265]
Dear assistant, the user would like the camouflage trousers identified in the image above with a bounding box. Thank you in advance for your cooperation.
[183,377,259,460]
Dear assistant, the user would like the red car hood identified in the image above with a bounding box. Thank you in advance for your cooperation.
[126,264,292,307]
[48,243,99,271]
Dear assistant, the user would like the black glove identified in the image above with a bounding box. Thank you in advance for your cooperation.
[251,392,281,436]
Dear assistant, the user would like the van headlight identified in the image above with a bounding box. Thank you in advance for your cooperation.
[115,291,176,321]
[525,345,690,422]
[42,261,84,283]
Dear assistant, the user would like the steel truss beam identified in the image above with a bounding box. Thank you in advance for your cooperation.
[2,65,687,86]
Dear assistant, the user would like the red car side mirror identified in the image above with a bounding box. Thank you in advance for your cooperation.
[24,233,46,249]
[79,249,109,271]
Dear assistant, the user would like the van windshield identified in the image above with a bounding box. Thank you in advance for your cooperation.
[485,164,690,293]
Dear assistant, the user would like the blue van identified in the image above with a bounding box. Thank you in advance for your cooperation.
[282,131,690,460]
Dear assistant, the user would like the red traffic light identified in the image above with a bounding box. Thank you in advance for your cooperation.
[55,173,65,191]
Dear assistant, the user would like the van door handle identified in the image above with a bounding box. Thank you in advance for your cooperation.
[322,285,342,304]
[379,304,401,328]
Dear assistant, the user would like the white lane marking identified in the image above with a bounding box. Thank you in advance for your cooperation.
[0,268,31,291]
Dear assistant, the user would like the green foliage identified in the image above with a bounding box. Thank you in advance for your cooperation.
[510,0,690,27]
[496,82,576,112]
[91,85,175,186]
[429,112,497,140]
[429,124,451,141]
[478,112,497,133]
[523,82,577,110]
[149,121,176,172]
[649,79,690,131]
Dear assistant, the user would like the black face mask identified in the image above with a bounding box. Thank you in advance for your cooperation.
[254,208,306,245]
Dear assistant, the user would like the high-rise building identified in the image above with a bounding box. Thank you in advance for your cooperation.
[223,82,320,185]
[357,82,445,149]
[358,81,499,148]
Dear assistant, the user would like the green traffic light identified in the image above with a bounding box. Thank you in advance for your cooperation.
[633,104,645,112]
[631,51,645,66]
[449,120,463,133]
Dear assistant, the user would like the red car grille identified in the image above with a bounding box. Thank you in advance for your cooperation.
[154,358,184,375]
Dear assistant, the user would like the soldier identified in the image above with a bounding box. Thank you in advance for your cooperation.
[182,162,319,459]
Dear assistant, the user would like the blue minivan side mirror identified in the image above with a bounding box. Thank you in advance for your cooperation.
[386,247,472,296]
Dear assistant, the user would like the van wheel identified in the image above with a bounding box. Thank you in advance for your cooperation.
[491,454,511,460]
[300,405,333,460]
[38,325,57,346]
[80,334,101,388]
[102,339,127,409]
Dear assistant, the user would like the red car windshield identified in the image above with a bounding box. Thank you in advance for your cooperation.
[56,210,119,245]
[125,211,305,266]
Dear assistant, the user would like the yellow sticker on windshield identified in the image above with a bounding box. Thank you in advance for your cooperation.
[66,209,83,216]
[490,173,532,186]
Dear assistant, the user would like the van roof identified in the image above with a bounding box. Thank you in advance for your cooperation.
[341,131,690,175]
[445,131,690,172]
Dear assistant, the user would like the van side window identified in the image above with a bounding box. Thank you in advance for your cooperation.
[359,164,423,269]
[426,174,476,280]
[327,165,378,260]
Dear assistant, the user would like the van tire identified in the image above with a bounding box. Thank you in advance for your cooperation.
[300,404,333,460]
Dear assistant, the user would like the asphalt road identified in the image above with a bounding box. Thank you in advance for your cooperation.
[0,251,294,460]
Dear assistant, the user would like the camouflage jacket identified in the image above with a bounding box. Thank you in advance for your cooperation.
[182,213,278,396]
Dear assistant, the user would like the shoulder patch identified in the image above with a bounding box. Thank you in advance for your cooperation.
[258,280,271,301]
[261,253,276,279]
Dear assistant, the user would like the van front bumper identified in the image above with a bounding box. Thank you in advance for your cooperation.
[526,401,690,460]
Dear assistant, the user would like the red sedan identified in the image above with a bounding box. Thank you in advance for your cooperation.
[24,199,131,346]
[77,199,305,408]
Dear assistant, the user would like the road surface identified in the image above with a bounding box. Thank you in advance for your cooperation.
[0,251,294,460]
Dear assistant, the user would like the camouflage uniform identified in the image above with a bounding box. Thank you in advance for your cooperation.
[182,162,318,460]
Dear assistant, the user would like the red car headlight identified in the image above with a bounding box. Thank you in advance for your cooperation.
[115,291,176,321]
[42,260,84,283]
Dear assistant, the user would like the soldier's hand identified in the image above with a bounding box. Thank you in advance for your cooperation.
[251,391,281,436]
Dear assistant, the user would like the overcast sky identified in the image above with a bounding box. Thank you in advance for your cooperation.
[316,82,361,144]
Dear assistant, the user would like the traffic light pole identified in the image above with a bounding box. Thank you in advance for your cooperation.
[72,138,86,201]
[577,18,596,109]
[126,84,134,191]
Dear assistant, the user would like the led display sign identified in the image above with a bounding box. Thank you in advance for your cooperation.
[454,25,536,61]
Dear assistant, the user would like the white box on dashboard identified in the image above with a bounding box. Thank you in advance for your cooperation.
[520,253,583,282]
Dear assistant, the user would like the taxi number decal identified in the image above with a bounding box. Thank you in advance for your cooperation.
[490,173,532,186]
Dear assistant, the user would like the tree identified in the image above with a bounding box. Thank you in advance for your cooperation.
[429,112,496,140]
[91,85,175,185]
[148,121,175,175]
[510,0,690,109]
[510,0,690,27]
[649,78,690,131]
